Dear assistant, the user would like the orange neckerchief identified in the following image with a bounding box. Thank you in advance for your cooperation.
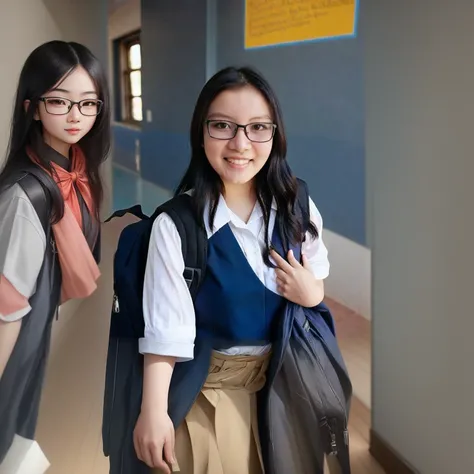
[26,145,100,303]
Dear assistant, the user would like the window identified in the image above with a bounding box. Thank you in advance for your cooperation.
[116,31,142,123]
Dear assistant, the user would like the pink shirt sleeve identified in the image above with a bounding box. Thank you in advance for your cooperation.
[0,184,46,322]
[0,275,30,320]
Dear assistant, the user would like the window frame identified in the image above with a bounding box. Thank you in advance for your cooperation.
[116,30,142,125]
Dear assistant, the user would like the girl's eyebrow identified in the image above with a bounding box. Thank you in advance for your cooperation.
[207,113,272,121]
[49,87,98,96]
[207,113,234,120]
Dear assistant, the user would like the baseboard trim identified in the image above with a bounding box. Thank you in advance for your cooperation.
[369,429,419,474]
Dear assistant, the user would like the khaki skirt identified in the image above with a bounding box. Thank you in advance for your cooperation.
[154,351,342,474]
[160,351,269,474]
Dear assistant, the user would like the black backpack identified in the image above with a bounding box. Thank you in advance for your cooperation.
[104,180,311,340]
[104,193,208,339]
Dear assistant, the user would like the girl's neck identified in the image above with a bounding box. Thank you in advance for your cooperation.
[223,180,257,224]
[43,132,71,159]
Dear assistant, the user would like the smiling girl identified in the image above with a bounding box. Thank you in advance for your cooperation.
[0,40,110,463]
[132,67,332,474]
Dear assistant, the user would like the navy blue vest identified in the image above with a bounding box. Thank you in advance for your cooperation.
[194,223,285,349]
[167,219,288,427]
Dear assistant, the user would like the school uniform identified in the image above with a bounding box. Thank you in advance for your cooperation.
[141,193,329,473]
[0,140,100,463]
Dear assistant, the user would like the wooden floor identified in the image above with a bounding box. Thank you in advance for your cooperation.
[346,398,385,473]
[327,298,385,474]
[34,218,384,473]
[327,297,372,409]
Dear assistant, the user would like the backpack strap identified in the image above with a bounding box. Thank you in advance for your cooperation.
[104,204,149,223]
[160,194,208,299]
[16,168,54,235]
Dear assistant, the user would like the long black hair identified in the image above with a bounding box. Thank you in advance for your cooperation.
[0,40,111,222]
[176,66,317,261]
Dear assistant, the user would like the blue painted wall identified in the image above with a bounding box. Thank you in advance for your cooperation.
[215,2,365,245]
[112,124,139,171]
[138,0,366,245]
[140,0,207,190]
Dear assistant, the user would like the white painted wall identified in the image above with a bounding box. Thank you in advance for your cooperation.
[364,1,474,473]
[42,0,108,62]
[109,0,141,41]
[324,230,371,320]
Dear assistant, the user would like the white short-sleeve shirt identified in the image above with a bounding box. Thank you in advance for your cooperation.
[139,195,329,361]
[0,184,46,321]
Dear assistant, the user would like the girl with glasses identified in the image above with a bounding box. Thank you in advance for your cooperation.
[133,67,334,473]
[0,40,110,466]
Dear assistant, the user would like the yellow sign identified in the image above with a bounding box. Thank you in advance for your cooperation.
[245,0,358,49]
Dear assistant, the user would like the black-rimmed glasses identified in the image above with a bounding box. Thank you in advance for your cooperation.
[205,120,276,143]
[39,97,103,116]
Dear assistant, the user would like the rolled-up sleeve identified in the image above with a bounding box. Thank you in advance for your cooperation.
[302,197,330,280]
[139,212,196,361]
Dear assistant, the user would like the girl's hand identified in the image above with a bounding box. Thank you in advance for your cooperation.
[133,408,176,472]
[271,248,324,307]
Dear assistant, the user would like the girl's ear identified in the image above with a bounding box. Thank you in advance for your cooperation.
[24,100,40,121]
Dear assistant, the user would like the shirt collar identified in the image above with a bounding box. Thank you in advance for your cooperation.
[32,129,71,171]
[204,194,277,235]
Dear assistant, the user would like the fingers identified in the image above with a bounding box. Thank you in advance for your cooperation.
[287,249,301,267]
[163,431,176,470]
[301,253,311,270]
[270,248,294,273]
[276,276,287,296]
[133,431,144,465]
[134,434,168,471]
[275,268,292,287]
[151,443,169,473]
[133,412,175,471]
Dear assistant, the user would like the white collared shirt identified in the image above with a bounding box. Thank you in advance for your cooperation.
[139,194,330,361]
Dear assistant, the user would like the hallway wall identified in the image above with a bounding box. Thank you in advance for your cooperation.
[364,1,474,473]
[0,0,61,167]
[216,1,365,246]
[140,0,208,191]
[108,0,141,172]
